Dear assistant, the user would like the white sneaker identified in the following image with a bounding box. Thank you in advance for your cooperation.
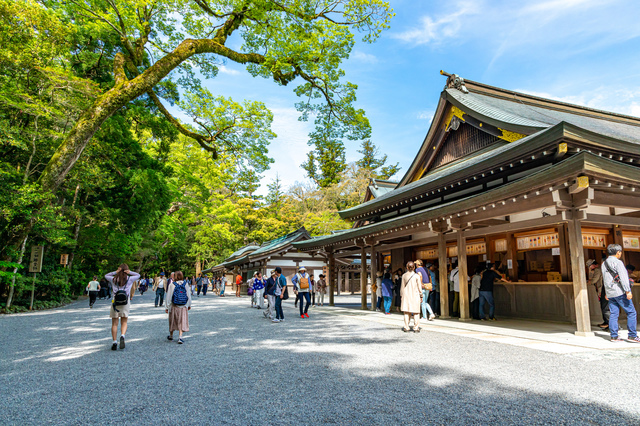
[429,314,435,321]
[272,319,280,323]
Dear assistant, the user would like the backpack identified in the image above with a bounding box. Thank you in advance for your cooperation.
[112,278,129,312]
[172,281,189,306]
[298,274,309,290]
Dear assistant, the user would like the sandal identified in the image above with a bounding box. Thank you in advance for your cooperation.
[402,327,410,332]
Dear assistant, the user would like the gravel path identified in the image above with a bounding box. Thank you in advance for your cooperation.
[2,292,640,425]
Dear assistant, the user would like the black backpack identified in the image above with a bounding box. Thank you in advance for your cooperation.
[112,278,129,312]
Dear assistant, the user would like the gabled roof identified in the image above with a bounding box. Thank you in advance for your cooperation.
[366,179,397,200]
[399,72,640,188]
[247,227,310,260]
[294,151,640,250]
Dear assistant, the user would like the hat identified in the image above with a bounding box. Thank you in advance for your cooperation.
[160,272,165,276]
[253,271,258,276]
[425,262,433,268]
[270,270,276,275]
[299,266,306,271]
[586,259,596,267]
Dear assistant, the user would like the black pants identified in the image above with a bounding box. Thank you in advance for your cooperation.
[312,292,316,305]
[471,298,480,319]
[600,291,610,324]
[299,292,311,315]
[155,288,165,306]
[89,291,98,306]
[202,283,208,296]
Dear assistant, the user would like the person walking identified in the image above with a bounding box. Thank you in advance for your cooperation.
[587,259,609,331]
[86,276,101,308]
[479,263,509,321]
[247,272,257,307]
[220,275,227,297]
[253,272,265,309]
[194,275,201,296]
[401,261,422,332]
[375,271,383,311]
[381,272,394,315]
[153,272,167,307]
[165,271,192,344]
[235,273,243,298]
[201,274,210,296]
[316,274,327,306]
[602,244,640,343]
[105,264,140,350]
[310,274,316,307]
[273,267,287,323]
[415,260,435,321]
[292,266,312,319]
[393,268,403,313]
[264,270,277,319]
[427,263,440,316]
[470,264,484,320]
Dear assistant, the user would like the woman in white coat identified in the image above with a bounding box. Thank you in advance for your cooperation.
[401,261,423,332]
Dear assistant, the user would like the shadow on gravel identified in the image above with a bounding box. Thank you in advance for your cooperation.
[2,297,640,424]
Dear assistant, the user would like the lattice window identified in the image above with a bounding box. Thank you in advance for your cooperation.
[431,122,499,169]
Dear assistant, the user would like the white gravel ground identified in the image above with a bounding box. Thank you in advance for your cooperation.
[2,292,640,425]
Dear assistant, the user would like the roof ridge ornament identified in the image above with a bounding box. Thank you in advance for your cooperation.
[441,70,469,94]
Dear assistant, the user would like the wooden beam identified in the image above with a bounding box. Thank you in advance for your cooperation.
[360,246,367,310]
[568,176,589,194]
[458,193,556,224]
[376,235,442,251]
[465,214,565,238]
[457,231,470,321]
[585,214,640,227]
[566,211,593,337]
[592,191,640,211]
[438,232,450,318]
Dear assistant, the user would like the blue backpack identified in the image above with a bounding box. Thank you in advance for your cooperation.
[172,281,188,306]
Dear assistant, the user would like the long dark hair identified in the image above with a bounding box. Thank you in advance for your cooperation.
[114,263,129,287]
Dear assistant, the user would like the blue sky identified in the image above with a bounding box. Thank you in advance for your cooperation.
[193,0,640,196]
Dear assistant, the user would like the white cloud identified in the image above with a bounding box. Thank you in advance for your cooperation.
[218,65,240,75]
[351,51,379,64]
[416,110,434,121]
[392,1,478,45]
[255,106,314,196]
[630,103,640,118]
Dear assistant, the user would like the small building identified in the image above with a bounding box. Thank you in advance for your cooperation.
[293,72,640,336]
[204,228,327,290]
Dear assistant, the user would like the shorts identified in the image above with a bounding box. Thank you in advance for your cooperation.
[110,302,131,318]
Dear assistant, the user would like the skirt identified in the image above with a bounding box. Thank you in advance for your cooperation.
[110,302,130,318]
[169,306,189,332]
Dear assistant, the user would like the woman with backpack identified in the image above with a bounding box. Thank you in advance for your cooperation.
[105,264,140,350]
[165,271,192,344]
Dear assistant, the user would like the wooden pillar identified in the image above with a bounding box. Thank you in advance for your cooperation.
[566,213,593,336]
[438,232,450,318]
[328,249,335,307]
[558,223,570,281]
[360,245,367,310]
[337,270,342,295]
[370,243,377,311]
[506,232,519,281]
[457,230,470,321]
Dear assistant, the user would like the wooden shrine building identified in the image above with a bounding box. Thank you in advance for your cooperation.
[293,72,640,336]
[204,228,326,291]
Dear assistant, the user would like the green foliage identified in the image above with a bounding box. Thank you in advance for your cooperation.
[356,139,400,180]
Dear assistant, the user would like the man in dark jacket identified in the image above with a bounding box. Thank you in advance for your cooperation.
[263,270,277,320]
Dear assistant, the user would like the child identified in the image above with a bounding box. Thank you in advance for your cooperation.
[165,271,192,344]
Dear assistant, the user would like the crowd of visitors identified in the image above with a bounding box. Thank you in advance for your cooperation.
[91,244,638,349]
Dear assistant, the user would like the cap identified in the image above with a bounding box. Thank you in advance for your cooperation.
[270,270,276,275]
[160,272,165,276]
[425,262,433,268]
[299,266,306,271]
[586,259,596,267]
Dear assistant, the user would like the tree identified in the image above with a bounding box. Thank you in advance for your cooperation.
[301,137,347,187]
[356,139,400,179]
[36,0,393,195]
